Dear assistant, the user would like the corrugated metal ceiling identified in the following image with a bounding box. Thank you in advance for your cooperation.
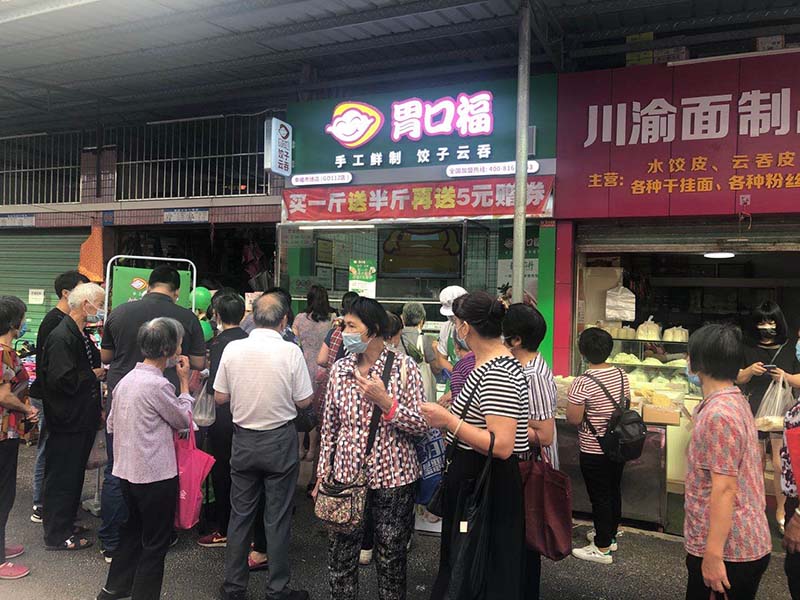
[0,0,798,134]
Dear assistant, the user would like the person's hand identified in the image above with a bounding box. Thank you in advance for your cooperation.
[176,355,190,384]
[421,402,454,429]
[749,362,767,377]
[354,370,391,410]
[437,391,452,409]
[25,405,39,424]
[93,367,106,381]
[771,367,787,382]
[701,554,730,594]
[784,514,800,554]
[311,478,321,501]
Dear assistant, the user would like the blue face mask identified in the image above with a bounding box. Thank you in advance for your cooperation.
[686,366,701,389]
[796,341,800,363]
[343,331,369,355]
[16,321,27,338]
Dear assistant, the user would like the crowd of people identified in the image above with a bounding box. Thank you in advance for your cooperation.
[1,269,800,600]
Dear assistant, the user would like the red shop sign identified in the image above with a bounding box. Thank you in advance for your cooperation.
[556,52,800,219]
[282,176,554,222]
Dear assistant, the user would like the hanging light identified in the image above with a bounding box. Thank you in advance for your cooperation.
[704,251,736,259]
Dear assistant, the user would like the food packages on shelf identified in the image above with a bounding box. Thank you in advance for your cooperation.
[642,357,664,366]
[670,373,688,390]
[554,376,575,413]
[618,326,636,339]
[663,326,689,343]
[605,285,636,322]
[627,368,650,385]
[666,358,688,367]
[636,316,662,341]
[611,352,639,365]
[650,374,671,387]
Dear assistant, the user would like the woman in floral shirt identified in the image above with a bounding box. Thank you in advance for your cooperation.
[0,296,39,581]
[315,297,428,600]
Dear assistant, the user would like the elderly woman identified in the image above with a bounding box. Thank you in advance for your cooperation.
[422,291,530,600]
[97,318,194,600]
[41,282,105,552]
[400,302,439,403]
[315,297,428,600]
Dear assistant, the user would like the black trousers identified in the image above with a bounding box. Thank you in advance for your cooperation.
[785,496,800,599]
[208,405,233,535]
[579,451,624,549]
[0,439,19,562]
[42,429,94,546]
[104,477,178,600]
[685,553,770,600]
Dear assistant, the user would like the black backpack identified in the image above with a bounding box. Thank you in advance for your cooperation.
[582,370,647,463]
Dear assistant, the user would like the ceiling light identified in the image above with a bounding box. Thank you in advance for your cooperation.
[297,224,375,231]
[704,251,735,259]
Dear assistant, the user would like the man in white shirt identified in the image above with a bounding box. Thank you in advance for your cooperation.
[214,291,314,600]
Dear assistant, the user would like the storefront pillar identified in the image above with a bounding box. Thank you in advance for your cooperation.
[552,220,574,375]
[537,221,556,366]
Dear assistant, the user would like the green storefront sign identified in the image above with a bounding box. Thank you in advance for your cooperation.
[287,75,556,175]
[110,266,192,310]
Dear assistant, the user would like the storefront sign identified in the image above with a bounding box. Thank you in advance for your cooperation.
[0,213,35,228]
[556,52,800,218]
[282,175,554,222]
[497,225,539,302]
[445,160,540,178]
[287,77,558,175]
[110,266,192,309]
[291,172,352,186]
[348,259,377,298]
[163,208,209,224]
[266,117,293,177]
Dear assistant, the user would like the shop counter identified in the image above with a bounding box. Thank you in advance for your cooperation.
[556,419,668,527]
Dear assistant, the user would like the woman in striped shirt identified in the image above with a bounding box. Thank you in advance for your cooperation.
[422,291,530,600]
[567,328,631,565]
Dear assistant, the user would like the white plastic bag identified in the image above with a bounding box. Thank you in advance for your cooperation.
[605,286,636,322]
[86,428,108,469]
[192,382,217,427]
[754,374,795,432]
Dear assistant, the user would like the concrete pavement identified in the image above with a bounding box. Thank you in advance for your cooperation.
[2,444,790,599]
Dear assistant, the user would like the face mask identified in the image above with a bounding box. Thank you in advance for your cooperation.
[455,324,470,352]
[386,342,400,354]
[685,366,701,389]
[343,331,369,355]
[216,322,224,333]
[86,302,105,324]
[796,341,800,363]
[759,326,777,339]
[166,356,179,369]
[16,322,27,338]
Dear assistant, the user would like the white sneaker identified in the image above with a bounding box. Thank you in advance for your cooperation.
[586,529,619,551]
[572,544,613,564]
[359,549,373,565]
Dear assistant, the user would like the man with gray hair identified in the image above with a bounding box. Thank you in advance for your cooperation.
[40,282,105,551]
[215,291,314,600]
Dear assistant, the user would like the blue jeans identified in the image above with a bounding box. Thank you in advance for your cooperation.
[98,429,128,552]
[30,397,47,508]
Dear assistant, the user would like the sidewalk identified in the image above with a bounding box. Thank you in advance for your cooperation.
[2,444,790,599]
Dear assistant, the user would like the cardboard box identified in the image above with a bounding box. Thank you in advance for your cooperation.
[643,404,681,426]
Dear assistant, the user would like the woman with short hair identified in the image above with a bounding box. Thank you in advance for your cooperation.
[97,317,194,600]
[316,297,428,600]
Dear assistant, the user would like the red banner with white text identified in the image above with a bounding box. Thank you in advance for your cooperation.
[282,176,554,222]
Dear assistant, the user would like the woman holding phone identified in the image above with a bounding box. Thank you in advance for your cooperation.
[737,300,799,533]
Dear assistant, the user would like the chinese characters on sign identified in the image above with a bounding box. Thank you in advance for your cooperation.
[282,176,554,222]
[583,87,798,147]
[268,117,293,177]
[334,143,494,169]
[585,151,799,194]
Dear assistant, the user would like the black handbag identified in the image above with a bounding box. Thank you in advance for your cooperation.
[426,383,480,517]
[314,352,395,533]
[447,432,495,600]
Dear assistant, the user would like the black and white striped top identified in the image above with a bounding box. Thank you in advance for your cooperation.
[447,355,531,454]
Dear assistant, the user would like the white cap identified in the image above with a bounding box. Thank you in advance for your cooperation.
[439,286,467,317]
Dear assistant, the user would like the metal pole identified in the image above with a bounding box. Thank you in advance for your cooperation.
[512,0,531,304]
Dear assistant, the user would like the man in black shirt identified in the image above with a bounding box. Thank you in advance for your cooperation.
[40,282,105,551]
[29,270,89,524]
[198,292,247,549]
[98,266,205,559]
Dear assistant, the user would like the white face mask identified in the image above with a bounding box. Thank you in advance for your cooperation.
[165,356,179,368]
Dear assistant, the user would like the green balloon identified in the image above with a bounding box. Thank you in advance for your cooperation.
[191,287,212,312]
[200,319,213,342]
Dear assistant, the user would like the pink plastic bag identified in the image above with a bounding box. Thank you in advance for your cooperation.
[174,419,215,530]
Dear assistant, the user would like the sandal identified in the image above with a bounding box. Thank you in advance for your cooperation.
[248,555,269,572]
[46,535,93,551]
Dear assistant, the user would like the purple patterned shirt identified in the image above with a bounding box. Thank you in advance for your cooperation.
[108,363,194,484]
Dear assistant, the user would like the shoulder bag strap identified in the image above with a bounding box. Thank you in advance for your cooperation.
[772,343,787,364]
[440,369,482,472]
[581,370,624,437]
[363,351,396,459]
